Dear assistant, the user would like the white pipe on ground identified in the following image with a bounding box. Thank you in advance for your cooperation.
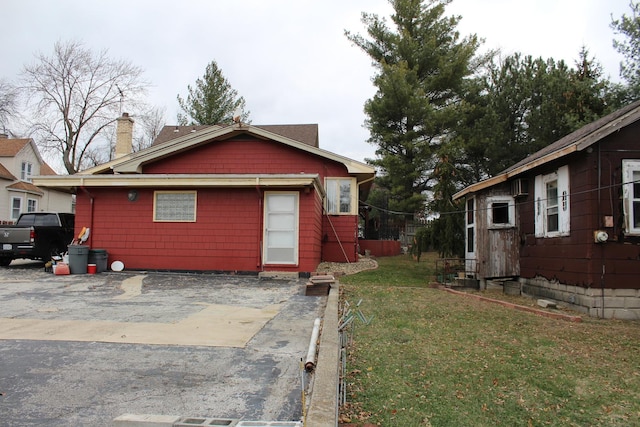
[305,318,321,371]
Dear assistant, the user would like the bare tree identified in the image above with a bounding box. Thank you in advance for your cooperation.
[0,79,18,134]
[20,40,149,174]
[133,106,166,152]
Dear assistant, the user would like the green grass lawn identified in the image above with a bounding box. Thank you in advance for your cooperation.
[339,254,640,426]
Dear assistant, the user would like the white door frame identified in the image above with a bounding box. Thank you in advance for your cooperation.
[263,191,299,265]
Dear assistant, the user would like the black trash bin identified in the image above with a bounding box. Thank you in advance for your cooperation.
[68,245,89,274]
[88,249,108,273]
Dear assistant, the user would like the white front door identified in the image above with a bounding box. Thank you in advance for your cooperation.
[264,192,299,265]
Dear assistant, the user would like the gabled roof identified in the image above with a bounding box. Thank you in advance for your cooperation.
[80,123,373,177]
[0,137,44,164]
[453,100,640,200]
[6,180,44,195]
[0,138,31,156]
[153,124,319,148]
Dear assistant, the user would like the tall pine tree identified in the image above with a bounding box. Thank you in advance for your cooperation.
[177,60,249,125]
[346,0,479,215]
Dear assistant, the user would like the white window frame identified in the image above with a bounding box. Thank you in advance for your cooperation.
[153,191,197,222]
[622,159,640,235]
[325,177,357,215]
[534,165,570,237]
[21,161,33,182]
[486,196,515,229]
[465,197,476,276]
[11,197,21,220]
[27,198,37,213]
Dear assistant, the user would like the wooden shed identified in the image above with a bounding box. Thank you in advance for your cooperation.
[454,101,640,319]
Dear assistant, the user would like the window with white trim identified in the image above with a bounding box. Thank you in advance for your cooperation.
[27,199,37,213]
[11,198,21,220]
[325,178,357,215]
[487,196,515,228]
[466,198,475,254]
[622,159,640,235]
[153,191,197,222]
[534,165,570,237]
[21,161,33,182]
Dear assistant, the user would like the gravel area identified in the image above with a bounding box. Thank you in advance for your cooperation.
[315,256,378,276]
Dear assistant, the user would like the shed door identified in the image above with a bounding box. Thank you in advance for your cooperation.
[264,192,299,265]
[485,197,519,278]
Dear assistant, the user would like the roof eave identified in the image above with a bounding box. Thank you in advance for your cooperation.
[32,173,327,197]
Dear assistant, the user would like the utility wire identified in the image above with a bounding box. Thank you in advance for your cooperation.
[363,178,640,218]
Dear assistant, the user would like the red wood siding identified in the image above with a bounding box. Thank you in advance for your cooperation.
[322,215,358,262]
[73,136,361,273]
[143,138,348,178]
[75,187,323,273]
[518,122,640,289]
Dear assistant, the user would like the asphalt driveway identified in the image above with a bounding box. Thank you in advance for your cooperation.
[0,261,326,426]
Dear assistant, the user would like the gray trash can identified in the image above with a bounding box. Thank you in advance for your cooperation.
[68,245,89,274]
[88,249,108,273]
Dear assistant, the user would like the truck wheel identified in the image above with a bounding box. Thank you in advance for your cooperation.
[0,258,12,267]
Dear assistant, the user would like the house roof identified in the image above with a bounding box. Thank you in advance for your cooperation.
[6,180,44,195]
[77,123,373,177]
[39,162,58,176]
[453,100,640,200]
[0,138,31,156]
[33,123,375,195]
[153,124,319,148]
[0,163,16,181]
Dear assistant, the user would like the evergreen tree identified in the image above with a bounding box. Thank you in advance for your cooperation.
[612,1,640,102]
[428,147,464,257]
[456,51,614,178]
[346,0,479,215]
[177,60,249,125]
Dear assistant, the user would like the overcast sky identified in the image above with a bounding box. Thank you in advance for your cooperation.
[0,0,633,165]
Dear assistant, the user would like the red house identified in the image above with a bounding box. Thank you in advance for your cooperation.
[34,115,375,275]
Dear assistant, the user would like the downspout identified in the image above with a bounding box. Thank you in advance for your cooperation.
[256,178,263,270]
[79,187,95,248]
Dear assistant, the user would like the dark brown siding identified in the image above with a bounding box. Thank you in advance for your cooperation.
[518,121,640,289]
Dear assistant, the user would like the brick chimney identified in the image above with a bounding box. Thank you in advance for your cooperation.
[115,112,134,158]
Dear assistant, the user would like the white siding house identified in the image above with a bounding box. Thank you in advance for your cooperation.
[0,135,73,222]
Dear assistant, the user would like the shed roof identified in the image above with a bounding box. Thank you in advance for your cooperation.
[453,100,640,200]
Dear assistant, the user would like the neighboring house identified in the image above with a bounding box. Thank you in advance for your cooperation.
[34,114,375,275]
[453,101,640,320]
[0,134,73,222]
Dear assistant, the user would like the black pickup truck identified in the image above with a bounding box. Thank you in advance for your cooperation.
[0,212,75,266]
